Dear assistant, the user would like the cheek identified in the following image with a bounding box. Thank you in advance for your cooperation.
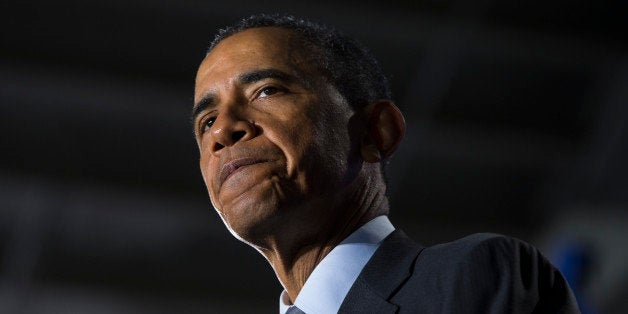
[263,112,315,173]
[309,108,356,180]
[199,153,220,204]
[280,120,344,188]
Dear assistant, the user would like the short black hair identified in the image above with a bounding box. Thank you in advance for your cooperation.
[208,14,391,110]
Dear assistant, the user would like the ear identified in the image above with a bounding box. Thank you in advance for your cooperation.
[361,100,406,163]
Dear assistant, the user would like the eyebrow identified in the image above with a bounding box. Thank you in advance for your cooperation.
[239,68,296,85]
[190,94,215,131]
[190,68,300,124]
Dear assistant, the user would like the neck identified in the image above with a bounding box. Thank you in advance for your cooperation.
[258,165,389,303]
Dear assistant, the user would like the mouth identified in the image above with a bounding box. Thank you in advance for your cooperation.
[219,157,268,186]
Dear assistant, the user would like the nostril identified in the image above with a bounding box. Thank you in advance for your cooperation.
[232,130,246,142]
[213,142,225,152]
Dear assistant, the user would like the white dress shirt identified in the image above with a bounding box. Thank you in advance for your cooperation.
[279,215,395,314]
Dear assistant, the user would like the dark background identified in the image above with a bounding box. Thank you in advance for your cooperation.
[1,0,626,313]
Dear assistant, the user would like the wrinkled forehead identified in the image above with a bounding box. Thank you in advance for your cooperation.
[200,28,315,73]
[194,27,324,99]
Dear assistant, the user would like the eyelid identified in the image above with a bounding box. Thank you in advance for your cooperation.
[197,111,217,134]
[253,84,285,100]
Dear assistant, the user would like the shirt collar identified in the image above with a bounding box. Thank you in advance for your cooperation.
[279,215,395,313]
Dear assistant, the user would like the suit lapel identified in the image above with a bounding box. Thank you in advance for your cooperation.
[339,230,424,313]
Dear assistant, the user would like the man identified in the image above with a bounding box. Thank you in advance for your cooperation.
[192,14,579,313]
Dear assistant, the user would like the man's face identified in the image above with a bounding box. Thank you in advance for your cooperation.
[193,27,360,242]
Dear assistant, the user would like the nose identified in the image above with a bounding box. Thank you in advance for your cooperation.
[209,109,257,154]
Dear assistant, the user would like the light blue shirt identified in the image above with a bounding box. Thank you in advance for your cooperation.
[279,215,395,314]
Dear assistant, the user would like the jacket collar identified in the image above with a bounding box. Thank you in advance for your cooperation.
[338,230,424,313]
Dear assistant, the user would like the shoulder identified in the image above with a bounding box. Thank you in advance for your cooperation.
[392,233,579,313]
[416,233,556,290]
[412,233,530,270]
[412,233,532,287]
[423,233,534,263]
[430,232,528,252]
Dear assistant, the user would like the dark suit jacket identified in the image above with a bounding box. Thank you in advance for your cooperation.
[339,231,580,313]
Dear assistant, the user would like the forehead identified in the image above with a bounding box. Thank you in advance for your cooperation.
[210,27,298,63]
[195,27,314,97]
[215,26,300,54]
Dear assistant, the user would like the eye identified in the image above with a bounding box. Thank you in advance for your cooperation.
[259,86,280,98]
[202,116,216,133]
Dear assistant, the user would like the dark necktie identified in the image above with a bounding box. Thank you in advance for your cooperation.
[285,305,306,314]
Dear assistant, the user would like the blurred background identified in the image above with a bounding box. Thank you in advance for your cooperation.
[1,0,626,313]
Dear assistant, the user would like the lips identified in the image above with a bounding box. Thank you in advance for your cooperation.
[219,157,267,186]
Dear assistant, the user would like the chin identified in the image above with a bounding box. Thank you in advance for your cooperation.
[218,197,285,245]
